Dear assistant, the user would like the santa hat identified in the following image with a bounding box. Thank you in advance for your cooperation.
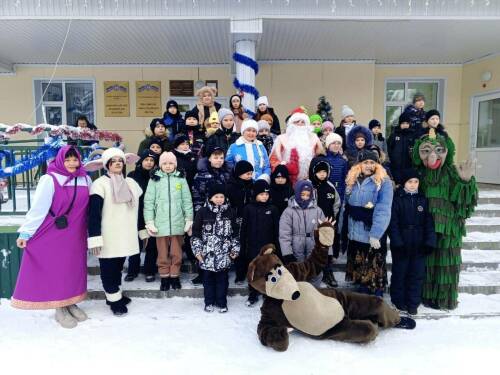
[241,119,259,133]
[341,105,355,119]
[287,112,311,127]
[256,96,269,106]
[291,106,308,115]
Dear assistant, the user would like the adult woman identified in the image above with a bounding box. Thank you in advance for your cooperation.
[225,119,271,181]
[191,86,221,129]
[12,146,91,328]
[339,150,393,297]
[86,148,143,316]
[229,94,248,133]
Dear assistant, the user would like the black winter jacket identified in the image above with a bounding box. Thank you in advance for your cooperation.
[387,126,417,185]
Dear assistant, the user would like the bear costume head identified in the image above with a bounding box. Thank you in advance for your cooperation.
[247,220,335,300]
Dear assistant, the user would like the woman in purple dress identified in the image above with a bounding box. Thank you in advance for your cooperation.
[12,145,91,329]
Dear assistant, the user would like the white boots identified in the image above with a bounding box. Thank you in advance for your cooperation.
[55,305,88,329]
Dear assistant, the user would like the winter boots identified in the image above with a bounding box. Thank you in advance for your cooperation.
[170,277,182,290]
[322,269,338,288]
[55,307,78,329]
[106,296,131,316]
[160,277,171,291]
[67,304,88,322]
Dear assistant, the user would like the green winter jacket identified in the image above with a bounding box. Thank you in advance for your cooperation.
[143,170,193,236]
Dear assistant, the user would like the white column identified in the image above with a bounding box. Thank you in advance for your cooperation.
[234,39,257,113]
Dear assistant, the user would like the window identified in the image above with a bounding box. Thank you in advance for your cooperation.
[476,97,500,148]
[384,79,443,136]
[34,80,95,126]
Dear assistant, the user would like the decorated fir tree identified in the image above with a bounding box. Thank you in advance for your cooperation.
[316,96,333,122]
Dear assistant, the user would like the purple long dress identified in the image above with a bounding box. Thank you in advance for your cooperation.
[11,146,89,309]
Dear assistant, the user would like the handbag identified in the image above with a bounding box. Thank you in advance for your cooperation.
[49,177,78,229]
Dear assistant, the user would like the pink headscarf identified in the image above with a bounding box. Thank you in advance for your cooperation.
[47,145,87,185]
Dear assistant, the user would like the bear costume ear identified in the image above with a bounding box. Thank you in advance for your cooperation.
[259,244,276,256]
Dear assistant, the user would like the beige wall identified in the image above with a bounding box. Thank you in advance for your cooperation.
[2,59,500,161]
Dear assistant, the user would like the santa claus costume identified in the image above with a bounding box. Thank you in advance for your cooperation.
[269,111,323,186]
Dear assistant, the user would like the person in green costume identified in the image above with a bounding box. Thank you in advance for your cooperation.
[412,128,477,310]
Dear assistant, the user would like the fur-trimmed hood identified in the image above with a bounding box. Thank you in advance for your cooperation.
[346,125,373,151]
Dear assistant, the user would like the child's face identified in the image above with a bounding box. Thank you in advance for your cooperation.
[231,96,241,108]
[328,141,342,154]
[210,193,225,206]
[343,115,354,124]
[239,171,253,181]
[154,124,166,137]
[186,117,198,126]
[415,99,425,109]
[372,126,381,135]
[243,128,257,142]
[322,128,332,136]
[208,121,220,130]
[315,170,327,181]
[258,103,267,112]
[161,162,176,173]
[400,122,410,129]
[142,157,155,171]
[275,176,287,185]
[209,153,225,169]
[404,178,419,192]
[258,128,270,136]
[312,120,322,128]
[355,137,366,149]
[176,141,190,152]
[300,190,311,200]
[427,115,440,128]
[222,116,234,129]
[150,144,162,155]
[256,192,269,203]
[168,106,177,115]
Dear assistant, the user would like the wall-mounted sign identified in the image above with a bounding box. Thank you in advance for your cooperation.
[104,81,130,117]
[136,81,162,117]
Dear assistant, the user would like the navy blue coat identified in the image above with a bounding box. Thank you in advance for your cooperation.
[324,151,348,201]
[192,158,232,212]
[387,126,417,185]
[402,104,426,131]
[389,188,436,256]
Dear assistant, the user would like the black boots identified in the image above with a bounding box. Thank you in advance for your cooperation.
[322,269,338,288]
[107,296,131,316]
[171,277,182,290]
[160,277,171,291]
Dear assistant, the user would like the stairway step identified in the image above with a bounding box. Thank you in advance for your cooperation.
[466,225,500,232]
[478,197,500,204]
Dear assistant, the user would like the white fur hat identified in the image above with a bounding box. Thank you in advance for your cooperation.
[287,112,311,127]
[341,105,355,119]
[241,119,259,133]
[325,133,343,148]
[102,148,126,170]
[256,96,269,107]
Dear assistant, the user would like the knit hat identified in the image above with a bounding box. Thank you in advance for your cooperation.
[184,109,198,122]
[401,168,421,186]
[148,137,164,151]
[341,105,355,119]
[218,107,234,123]
[425,109,441,123]
[321,121,334,131]
[287,112,310,127]
[241,119,259,133]
[159,151,177,168]
[257,120,271,131]
[253,179,270,198]
[102,148,126,170]
[294,180,314,209]
[313,160,329,174]
[325,133,343,148]
[166,100,178,110]
[206,146,225,158]
[310,114,323,124]
[208,183,226,200]
[368,119,381,130]
[208,112,219,126]
[271,164,290,180]
[149,118,165,133]
[357,150,379,164]
[173,135,190,150]
[260,114,273,124]
[398,113,412,126]
[234,160,254,177]
[256,96,269,107]
[137,149,159,166]
[413,93,425,104]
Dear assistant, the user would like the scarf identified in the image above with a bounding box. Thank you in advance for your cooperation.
[109,173,135,208]
[236,136,266,173]
[47,145,87,185]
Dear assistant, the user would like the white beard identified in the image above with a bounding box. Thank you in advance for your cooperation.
[284,124,315,180]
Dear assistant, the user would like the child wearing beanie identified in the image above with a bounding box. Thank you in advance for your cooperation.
[270,164,294,215]
[334,105,356,145]
[240,179,280,306]
[225,160,255,284]
[256,119,274,154]
[368,119,389,159]
[310,114,323,135]
[319,121,334,149]
[345,125,373,168]
[184,109,206,157]
[324,133,348,202]
[143,151,194,292]
[172,134,197,189]
[191,183,240,313]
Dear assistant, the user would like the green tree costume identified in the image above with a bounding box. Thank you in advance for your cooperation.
[412,130,477,310]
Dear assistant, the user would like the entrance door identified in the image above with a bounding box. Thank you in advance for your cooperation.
[471,91,500,184]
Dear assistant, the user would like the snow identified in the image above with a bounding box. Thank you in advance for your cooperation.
[475,203,500,210]
[0,295,499,374]
[466,217,500,225]
[464,231,500,241]
[478,190,500,198]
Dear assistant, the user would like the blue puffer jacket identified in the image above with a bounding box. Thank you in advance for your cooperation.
[339,175,393,244]
[324,151,348,201]
[225,137,271,181]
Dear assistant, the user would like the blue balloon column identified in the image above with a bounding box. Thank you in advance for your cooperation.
[232,52,260,117]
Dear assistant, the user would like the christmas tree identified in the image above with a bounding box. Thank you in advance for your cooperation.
[316,96,333,122]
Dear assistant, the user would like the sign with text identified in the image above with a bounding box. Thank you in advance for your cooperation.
[104,81,130,117]
[136,81,162,117]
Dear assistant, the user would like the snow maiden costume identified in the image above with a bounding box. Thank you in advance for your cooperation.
[412,129,477,310]
[12,146,90,328]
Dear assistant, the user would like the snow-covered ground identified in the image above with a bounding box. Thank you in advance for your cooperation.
[0,295,499,375]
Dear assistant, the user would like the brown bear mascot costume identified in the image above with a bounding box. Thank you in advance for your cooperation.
[247,220,415,352]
